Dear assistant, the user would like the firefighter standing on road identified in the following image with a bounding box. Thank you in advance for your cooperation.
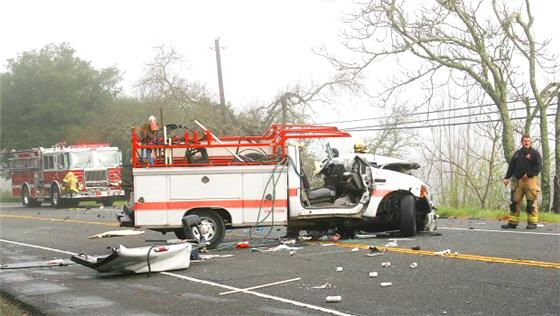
[502,135,542,229]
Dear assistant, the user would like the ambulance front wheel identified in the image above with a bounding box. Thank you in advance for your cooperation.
[176,210,225,249]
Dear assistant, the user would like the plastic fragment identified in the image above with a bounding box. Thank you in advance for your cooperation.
[385,241,398,247]
[321,243,336,247]
[351,247,359,252]
[336,267,343,272]
[381,262,391,267]
[289,250,296,256]
[235,241,250,249]
[380,282,392,287]
[281,239,297,245]
[537,224,544,228]
[435,249,451,256]
[326,296,342,303]
[409,262,418,269]
[368,272,378,278]
[312,283,333,289]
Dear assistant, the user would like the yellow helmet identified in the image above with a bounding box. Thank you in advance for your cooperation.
[354,142,368,153]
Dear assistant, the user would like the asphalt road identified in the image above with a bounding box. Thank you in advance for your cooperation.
[1,202,559,315]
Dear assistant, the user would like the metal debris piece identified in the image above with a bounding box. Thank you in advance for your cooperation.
[281,239,297,245]
[326,296,342,303]
[312,283,333,289]
[1,259,76,270]
[264,245,301,252]
[199,254,234,260]
[435,249,451,256]
[88,229,144,239]
[380,282,392,287]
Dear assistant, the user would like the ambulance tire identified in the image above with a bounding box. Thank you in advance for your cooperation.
[399,195,417,237]
[50,186,64,209]
[192,210,225,249]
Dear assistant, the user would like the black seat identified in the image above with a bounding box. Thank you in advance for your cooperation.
[301,171,336,204]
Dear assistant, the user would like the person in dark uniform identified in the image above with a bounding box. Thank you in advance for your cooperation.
[502,135,542,229]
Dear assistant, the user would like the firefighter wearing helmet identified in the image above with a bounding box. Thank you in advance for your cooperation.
[354,142,368,154]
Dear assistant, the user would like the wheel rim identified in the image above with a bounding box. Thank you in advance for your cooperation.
[52,191,59,205]
[23,190,29,205]
[193,217,217,241]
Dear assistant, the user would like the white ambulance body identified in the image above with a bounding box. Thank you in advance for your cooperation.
[119,124,436,248]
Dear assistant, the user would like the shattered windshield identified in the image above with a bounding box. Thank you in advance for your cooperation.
[94,150,121,167]
[68,152,93,169]
[67,150,121,168]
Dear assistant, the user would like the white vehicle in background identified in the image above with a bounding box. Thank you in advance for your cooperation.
[118,124,437,248]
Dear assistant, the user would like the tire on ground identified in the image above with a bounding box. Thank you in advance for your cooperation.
[399,195,417,237]
[191,210,225,249]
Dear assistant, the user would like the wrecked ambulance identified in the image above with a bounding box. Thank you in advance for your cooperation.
[118,123,436,248]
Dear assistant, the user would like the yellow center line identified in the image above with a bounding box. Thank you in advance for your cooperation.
[322,241,560,270]
[0,214,119,227]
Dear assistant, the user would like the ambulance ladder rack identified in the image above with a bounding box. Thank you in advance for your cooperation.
[131,124,350,168]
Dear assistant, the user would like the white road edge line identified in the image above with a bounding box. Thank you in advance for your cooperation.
[0,239,77,256]
[438,227,560,236]
[0,239,354,316]
[162,272,353,316]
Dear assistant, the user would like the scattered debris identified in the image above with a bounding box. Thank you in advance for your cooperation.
[380,282,392,287]
[326,296,342,303]
[298,236,312,241]
[1,259,76,270]
[411,246,421,250]
[368,272,378,278]
[356,234,377,239]
[219,277,301,295]
[88,230,144,239]
[312,283,334,289]
[367,246,384,257]
[281,239,297,245]
[384,241,398,247]
[381,262,391,267]
[336,267,343,272]
[351,247,359,252]
[409,262,418,269]
[199,254,234,260]
[435,249,451,256]
[537,224,544,228]
[330,233,341,241]
[290,250,296,256]
[321,243,337,247]
[264,245,301,252]
[235,241,250,249]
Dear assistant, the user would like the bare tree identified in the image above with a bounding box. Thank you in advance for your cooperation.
[495,0,560,211]
[362,105,420,157]
[136,45,210,108]
[553,94,560,213]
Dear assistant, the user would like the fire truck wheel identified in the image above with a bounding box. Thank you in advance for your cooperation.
[191,210,225,249]
[50,186,64,209]
[399,195,417,237]
[22,186,36,208]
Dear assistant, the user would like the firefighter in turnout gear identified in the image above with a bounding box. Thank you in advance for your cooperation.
[502,135,542,229]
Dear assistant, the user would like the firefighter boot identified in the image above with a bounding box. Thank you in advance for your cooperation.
[502,202,518,229]
[526,200,538,229]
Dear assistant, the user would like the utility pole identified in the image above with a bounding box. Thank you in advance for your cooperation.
[214,38,226,106]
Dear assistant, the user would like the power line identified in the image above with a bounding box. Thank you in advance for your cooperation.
[345,113,557,132]
[339,105,545,131]
[318,97,545,125]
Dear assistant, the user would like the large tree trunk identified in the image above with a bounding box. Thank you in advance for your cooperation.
[539,105,551,212]
[552,94,560,213]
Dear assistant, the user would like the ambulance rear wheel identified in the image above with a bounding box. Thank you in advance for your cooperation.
[50,186,64,209]
[192,210,225,249]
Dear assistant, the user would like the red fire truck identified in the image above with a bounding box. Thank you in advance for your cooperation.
[7,143,125,208]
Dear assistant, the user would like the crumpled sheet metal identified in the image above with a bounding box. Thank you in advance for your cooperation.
[71,243,192,274]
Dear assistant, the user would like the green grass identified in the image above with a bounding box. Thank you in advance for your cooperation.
[438,207,560,223]
[0,190,19,203]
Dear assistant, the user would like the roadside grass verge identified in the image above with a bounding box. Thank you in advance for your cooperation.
[0,190,19,203]
[438,207,560,223]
